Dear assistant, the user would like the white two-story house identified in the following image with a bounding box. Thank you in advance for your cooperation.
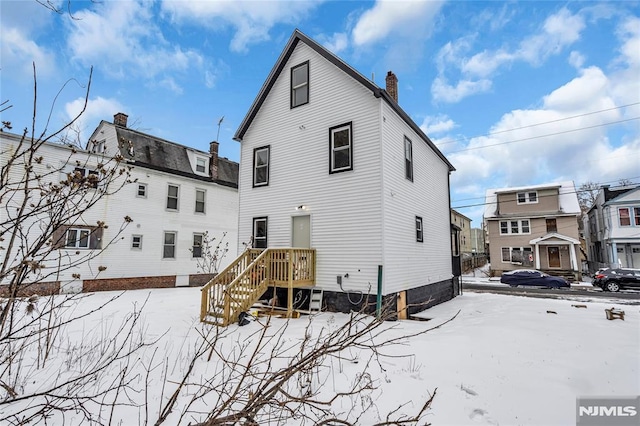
[231,29,457,315]
[584,184,640,271]
[1,114,239,295]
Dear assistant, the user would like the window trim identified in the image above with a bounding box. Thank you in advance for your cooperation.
[163,231,177,259]
[501,246,533,265]
[253,146,270,187]
[404,136,413,182]
[290,61,309,109]
[195,188,206,214]
[499,219,531,235]
[131,234,143,250]
[136,183,147,198]
[62,226,102,250]
[619,207,631,227]
[192,233,204,258]
[167,184,179,211]
[416,216,423,242]
[329,122,353,174]
[195,157,207,174]
[516,191,538,204]
[635,207,640,226]
[252,217,268,249]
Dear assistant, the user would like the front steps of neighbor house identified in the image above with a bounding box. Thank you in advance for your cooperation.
[200,248,316,326]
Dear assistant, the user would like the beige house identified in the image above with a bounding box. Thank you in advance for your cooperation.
[484,181,582,280]
[451,209,472,254]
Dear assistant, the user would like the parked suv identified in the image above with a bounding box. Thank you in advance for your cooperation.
[592,268,640,292]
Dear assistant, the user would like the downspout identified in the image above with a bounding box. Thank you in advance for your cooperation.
[377,91,386,316]
[376,265,383,318]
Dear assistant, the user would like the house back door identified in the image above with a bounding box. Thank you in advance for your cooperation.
[547,246,561,268]
[292,215,311,248]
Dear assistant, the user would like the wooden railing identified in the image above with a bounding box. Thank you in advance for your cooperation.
[200,248,316,326]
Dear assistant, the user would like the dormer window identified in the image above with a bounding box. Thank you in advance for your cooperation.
[196,157,207,173]
[517,191,538,204]
[291,61,309,108]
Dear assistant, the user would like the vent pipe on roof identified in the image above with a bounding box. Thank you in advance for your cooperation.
[386,71,398,103]
[114,112,128,127]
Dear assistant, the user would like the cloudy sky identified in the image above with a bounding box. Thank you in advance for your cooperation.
[1,0,638,225]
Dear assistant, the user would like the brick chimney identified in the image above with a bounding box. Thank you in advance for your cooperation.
[385,71,398,103]
[113,112,128,127]
[209,141,219,179]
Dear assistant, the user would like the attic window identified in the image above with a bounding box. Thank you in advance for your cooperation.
[517,191,538,204]
[196,157,207,173]
[291,61,309,108]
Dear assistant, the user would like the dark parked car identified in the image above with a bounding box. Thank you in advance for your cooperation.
[500,269,570,288]
[592,268,640,292]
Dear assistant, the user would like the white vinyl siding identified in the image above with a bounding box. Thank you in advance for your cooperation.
[237,42,383,295]
[380,101,452,294]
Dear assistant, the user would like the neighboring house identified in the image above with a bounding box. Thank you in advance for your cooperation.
[1,114,239,294]
[451,209,472,254]
[470,228,485,254]
[584,184,640,271]
[228,29,457,316]
[484,181,582,280]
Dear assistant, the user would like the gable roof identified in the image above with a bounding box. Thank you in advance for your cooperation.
[484,181,581,219]
[105,122,238,187]
[233,29,454,172]
[602,185,639,205]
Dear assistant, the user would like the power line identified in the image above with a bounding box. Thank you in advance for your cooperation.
[435,101,640,148]
[449,117,639,153]
[451,177,640,210]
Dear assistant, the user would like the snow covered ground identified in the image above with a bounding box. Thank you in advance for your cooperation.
[3,286,639,425]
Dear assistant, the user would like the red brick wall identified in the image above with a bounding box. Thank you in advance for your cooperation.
[188,273,215,286]
[0,281,60,297]
[82,276,175,292]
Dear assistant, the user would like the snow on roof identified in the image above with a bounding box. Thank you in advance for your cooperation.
[484,181,580,219]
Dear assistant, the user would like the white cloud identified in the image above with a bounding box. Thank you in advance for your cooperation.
[64,96,125,144]
[448,58,639,199]
[0,27,56,78]
[568,51,585,69]
[431,77,492,104]
[432,7,587,103]
[317,32,349,54]
[420,115,456,135]
[161,0,323,53]
[66,1,205,81]
[351,0,443,46]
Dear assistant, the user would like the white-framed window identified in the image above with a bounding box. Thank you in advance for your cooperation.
[329,122,352,173]
[291,61,309,108]
[91,139,106,154]
[192,233,203,258]
[196,157,207,173]
[405,136,413,181]
[163,232,176,259]
[136,183,147,198]
[195,189,206,213]
[131,235,143,250]
[501,247,533,265]
[499,219,530,235]
[66,228,91,249]
[167,184,179,210]
[517,191,538,204]
[253,146,270,187]
[67,167,99,188]
[619,207,631,226]
[253,217,268,249]
[416,216,423,242]
[635,207,640,226]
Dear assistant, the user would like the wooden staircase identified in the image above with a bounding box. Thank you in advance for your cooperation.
[200,248,316,326]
